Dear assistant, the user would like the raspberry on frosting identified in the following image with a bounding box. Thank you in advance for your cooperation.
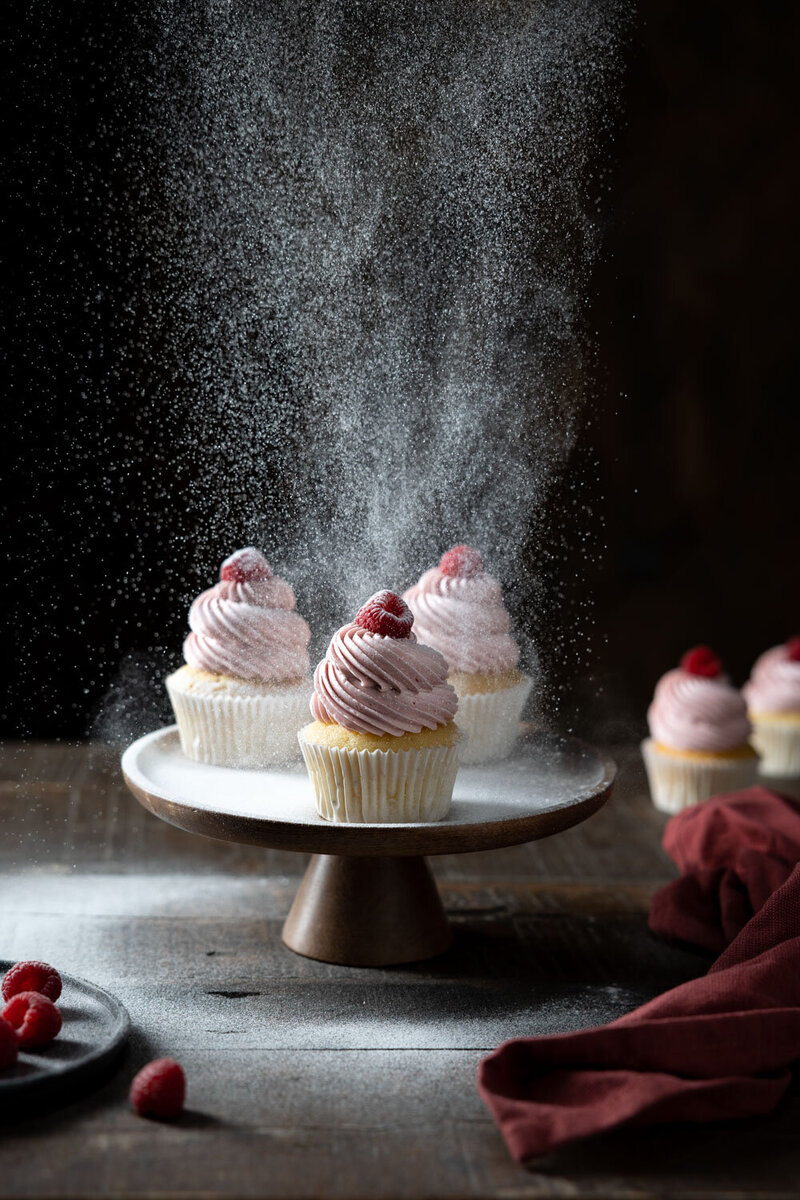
[183,551,311,683]
[220,547,272,583]
[680,646,723,678]
[786,636,800,663]
[310,601,458,737]
[403,551,519,676]
[354,590,413,639]
[439,544,484,578]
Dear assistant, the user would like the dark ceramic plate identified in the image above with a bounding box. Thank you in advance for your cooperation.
[0,961,130,1117]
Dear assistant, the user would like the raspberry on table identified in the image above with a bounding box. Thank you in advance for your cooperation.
[680,645,722,678]
[130,1058,186,1120]
[2,992,62,1049]
[439,544,484,578]
[354,590,414,639]
[0,1017,18,1071]
[2,960,62,1004]
[220,547,272,583]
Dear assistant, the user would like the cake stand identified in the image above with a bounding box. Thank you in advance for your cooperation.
[121,727,615,967]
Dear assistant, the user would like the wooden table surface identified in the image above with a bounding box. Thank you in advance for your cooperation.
[1,741,798,1199]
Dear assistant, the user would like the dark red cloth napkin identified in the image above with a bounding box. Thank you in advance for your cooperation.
[477,787,800,1162]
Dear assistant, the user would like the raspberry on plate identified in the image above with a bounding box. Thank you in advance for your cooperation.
[2,991,62,1049]
[354,590,413,639]
[2,960,62,1004]
[130,1058,186,1120]
[0,1017,18,1070]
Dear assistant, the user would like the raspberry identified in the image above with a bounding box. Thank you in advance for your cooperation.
[0,1018,18,1071]
[130,1058,186,1120]
[2,960,62,1004]
[786,636,800,662]
[354,590,414,639]
[439,544,484,578]
[220,547,271,583]
[680,645,722,678]
[2,992,62,1049]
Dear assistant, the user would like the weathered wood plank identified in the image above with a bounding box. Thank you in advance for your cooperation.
[0,872,663,920]
[458,1087,800,1200]
[2,884,703,1055]
[1,1050,798,1199]
[0,741,675,884]
[3,741,789,1200]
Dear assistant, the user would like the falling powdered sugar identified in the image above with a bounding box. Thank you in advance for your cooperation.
[94,0,626,739]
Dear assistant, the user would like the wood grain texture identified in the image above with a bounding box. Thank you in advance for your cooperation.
[1,740,796,1198]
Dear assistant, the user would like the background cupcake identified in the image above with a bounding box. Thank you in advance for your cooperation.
[403,545,531,764]
[642,645,758,814]
[298,590,460,823]
[743,637,800,777]
[166,547,311,767]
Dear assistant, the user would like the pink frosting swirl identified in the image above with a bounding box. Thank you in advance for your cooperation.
[403,567,519,674]
[743,645,800,714]
[311,622,457,736]
[648,669,752,752]
[183,555,310,683]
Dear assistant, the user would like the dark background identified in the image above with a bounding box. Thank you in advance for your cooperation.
[3,1,798,741]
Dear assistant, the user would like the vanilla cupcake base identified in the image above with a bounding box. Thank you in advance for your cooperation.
[298,722,461,823]
[749,712,800,777]
[166,665,312,768]
[641,738,759,815]
[451,673,533,765]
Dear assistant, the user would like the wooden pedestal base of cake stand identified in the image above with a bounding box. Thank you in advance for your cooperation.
[121,726,615,967]
[282,854,451,965]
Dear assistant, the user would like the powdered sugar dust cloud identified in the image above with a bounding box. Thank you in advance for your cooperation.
[94,0,625,738]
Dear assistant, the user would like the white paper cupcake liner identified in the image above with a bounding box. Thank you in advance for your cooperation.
[452,675,533,765]
[166,673,312,768]
[750,716,800,778]
[641,738,759,815]
[297,728,460,823]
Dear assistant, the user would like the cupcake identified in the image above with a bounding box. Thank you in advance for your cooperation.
[297,590,460,823]
[403,545,532,764]
[743,637,800,777]
[641,645,758,814]
[166,548,312,767]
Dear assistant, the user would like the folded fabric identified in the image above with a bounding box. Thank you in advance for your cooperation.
[650,786,800,952]
[477,787,800,1162]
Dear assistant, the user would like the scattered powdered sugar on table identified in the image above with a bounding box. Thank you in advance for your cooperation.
[92,0,625,740]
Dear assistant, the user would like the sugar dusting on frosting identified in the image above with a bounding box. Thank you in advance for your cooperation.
[184,553,311,684]
[311,622,457,736]
[404,565,520,676]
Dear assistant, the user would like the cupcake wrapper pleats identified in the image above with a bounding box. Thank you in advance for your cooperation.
[167,675,311,767]
[453,675,533,765]
[641,738,760,815]
[297,731,460,823]
[750,717,800,778]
